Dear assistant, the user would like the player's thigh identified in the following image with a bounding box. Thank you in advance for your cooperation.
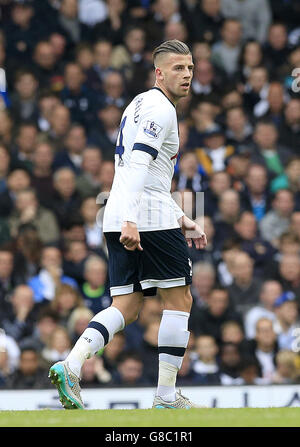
[158,284,193,313]
[104,231,142,296]
[112,291,144,325]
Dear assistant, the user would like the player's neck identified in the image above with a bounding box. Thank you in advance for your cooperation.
[153,82,178,107]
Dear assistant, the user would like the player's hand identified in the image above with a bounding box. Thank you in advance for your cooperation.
[120,222,143,251]
[181,216,207,250]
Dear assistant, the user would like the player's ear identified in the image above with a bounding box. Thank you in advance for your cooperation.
[155,67,164,81]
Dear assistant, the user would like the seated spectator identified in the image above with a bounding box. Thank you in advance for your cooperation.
[0,168,31,219]
[189,0,223,44]
[244,280,282,340]
[62,239,88,286]
[271,157,300,210]
[191,335,220,385]
[50,284,84,328]
[236,40,264,85]
[11,122,38,172]
[233,211,276,276]
[190,59,222,98]
[264,22,290,77]
[88,103,123,160]
[217,239,240,287]
[213,189,241,248]
[239,164,271,221]
[277,254,300,301]
[256,82,287,127]
[175,151,203,193]
[290,212,300,241]
[112,350,150,386]
[278,99,300,154]
[75,42,94,74]
[220,320,246,353]
[273,292,299,351]
[52,167,82,228]
[211,18,242,78]
[86,39,114,93]
[245,317,279,383]
[221,0,271,43]
[259,189,295,247]
[67,306,94,345]
[76,147,103,199]
[219,342,242,385]
[80,355,112,388]
[98,160,115,192]
[80,255,111,314]
[189,287,243,343]
[188,216,218,265]
[204,170,231,218]
[6,346,51,389]
[28,245,78,303]
[53,124,87,174]
[0,109,14,148]
[190,261,216,309]
[238,356,265,385]
[60,62,97,129]
[80,196,103,249]
[37,90,61,133]
[57,0,90,45]
[251,120,292,180]
[46,104,71,151]
[176,352,203,386]
[0,248,17,312]
[12,224,42,284]
[228,251,263,314]
[243,66,269,117]
[225,106,253,150]
[195,125,235,176]
[187,99,217,149]
[40,326,72,369]
[32,40,64,91]
[9,188,60,244]
[0,285,37,343]
[10,69,39,124]
[0,327,20,374]
[20,307,60,352]
[31,141,56,210]
[271,350,300,384]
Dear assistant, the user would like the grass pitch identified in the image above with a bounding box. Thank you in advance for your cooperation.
[0,408,300,427]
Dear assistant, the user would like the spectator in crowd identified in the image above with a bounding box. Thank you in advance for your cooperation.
[103,331,126,374]
[273,292,299,350]
[9,188,60,244]
[277,254,300,300]
[53,124,87,174]
[10,69,39,123]
[0,285,37,343]
[0,168,31,219]
[190,261,216,309]
[0,248,17,311]
[190,0,224,45]
[80,196,103,249]
[80,255,111,314]
[259,189,295,247]
[46,104,71,151]
[204,170,231,218]
[271,157,300,210]
[40,326,72,369]
[191,335,220,385]
[80,355,112,387]
[244,280,282,340]
[278,99,300,154]
[52,167,82,227]
[211,18,242,78]
[67,306,94,345]
[76,147,103,199]
[112,350,149,386]
[50,284,84,328]
[6,346,51,389]
[271,350,300,384]
[31,141,56,210]
[239,164,271,222]
[213,189,240,248]
[218,342,242,385]
[246,317,279,383]
[28,245,77,303]
[189,287,243,344]
[228,251,263,314]
[220,0,272,43]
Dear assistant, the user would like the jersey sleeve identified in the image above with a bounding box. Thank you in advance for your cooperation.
[132,101,171,160]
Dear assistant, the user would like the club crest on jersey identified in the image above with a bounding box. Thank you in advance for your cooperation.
[143,121,162,139]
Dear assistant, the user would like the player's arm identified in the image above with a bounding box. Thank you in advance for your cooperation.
[172,199,207,250]
[120,150,152,251]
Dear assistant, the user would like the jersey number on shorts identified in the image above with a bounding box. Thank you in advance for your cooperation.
[115,115,127,166]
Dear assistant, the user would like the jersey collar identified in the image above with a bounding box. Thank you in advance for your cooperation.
[150,87,176,108]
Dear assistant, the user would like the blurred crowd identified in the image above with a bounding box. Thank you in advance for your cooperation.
[0,0,300,390]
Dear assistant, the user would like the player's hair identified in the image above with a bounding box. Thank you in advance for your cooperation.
[152,40,191,66]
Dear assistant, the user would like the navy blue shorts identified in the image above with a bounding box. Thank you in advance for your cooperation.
[104,228,192,297]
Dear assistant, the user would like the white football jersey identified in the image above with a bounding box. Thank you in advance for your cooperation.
[103,87,183,232]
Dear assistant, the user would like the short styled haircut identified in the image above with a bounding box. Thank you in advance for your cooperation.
[152,39,191,66]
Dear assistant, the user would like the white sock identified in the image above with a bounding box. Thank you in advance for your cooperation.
[156,310,190,401]
[66,306,125,377]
